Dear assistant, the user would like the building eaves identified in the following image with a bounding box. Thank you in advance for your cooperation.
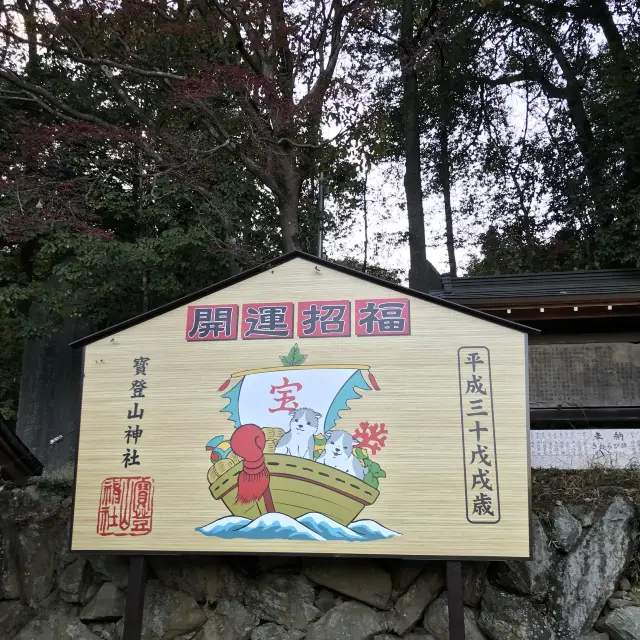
[431,269,640,300]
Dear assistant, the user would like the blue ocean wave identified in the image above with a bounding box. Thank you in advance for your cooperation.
[196,512,400,542]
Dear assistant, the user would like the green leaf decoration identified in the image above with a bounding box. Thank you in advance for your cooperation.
[363,474,379,489]
[313,435,326,460]
[280,343,308,367]
[363,460,386,488]
[354,447,368,460]
[366,461,383,477]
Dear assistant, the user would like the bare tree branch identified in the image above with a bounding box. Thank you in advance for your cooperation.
[0,67,114,127]
[477,70,565,99]
[361,23,401,46]
[100,65,155,129]
[478,72,528,86]
[0,23,187,81]
[23,92,79,123]
[202,0,263,74]
[276,137,321,149]
[298,0,354,115]
[194,101,282,196]
[414,0,439,45]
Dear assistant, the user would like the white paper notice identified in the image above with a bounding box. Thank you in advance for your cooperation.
[531,429,640,469]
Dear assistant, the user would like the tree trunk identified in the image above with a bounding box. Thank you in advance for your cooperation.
[508,165,535,271]
[439,119,456,277]
[534,45,603,200]
[523,211,535,271]
[564,81,601,193]
[590,0,640,198]
[221,217,241,276]
[591,0,624,58]
[133,139,152,310]
[363,161,369,273]
[400,0,429,292]
[273,152,301,252]
[506,11,604,201]
[279,189,300,253]
[142,273,149,312]
[17,0,38,71]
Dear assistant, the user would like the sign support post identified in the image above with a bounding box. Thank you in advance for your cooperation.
[123,555,147,640]
[446,561,465,640]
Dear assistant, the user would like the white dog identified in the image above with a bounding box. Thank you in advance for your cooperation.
[275,408,321,460]
[317,430,365,480]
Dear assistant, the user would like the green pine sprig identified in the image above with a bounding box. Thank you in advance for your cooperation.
[280,343,308,366]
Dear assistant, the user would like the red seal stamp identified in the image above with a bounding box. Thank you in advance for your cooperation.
[97,476,154,536]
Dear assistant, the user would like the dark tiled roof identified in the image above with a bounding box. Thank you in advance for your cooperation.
[430,269,640,300]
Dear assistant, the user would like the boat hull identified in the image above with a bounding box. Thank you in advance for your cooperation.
[209,454,379,527]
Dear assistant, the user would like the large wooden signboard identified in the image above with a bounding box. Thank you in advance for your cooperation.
[70,253,532,559]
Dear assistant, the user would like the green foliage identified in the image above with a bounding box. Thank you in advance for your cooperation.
[313,435,327,460]
[467,226,587,275]
[0,0,373,423]
[280,344,308,367]
[363,459,387,489]
[353,446,386,489]
[354,447,368,461]
[333,257,404,284]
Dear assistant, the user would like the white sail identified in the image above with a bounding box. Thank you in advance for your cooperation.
[221,367,372,434]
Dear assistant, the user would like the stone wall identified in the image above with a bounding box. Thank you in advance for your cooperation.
[2,482,640,640]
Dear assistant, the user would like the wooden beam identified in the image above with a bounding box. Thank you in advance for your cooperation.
[530,407,640,423]
[486,306,640,322]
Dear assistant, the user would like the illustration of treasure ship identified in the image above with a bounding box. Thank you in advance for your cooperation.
[199,346,395,541]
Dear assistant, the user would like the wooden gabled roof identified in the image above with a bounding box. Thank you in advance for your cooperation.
[71,251,536,348]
